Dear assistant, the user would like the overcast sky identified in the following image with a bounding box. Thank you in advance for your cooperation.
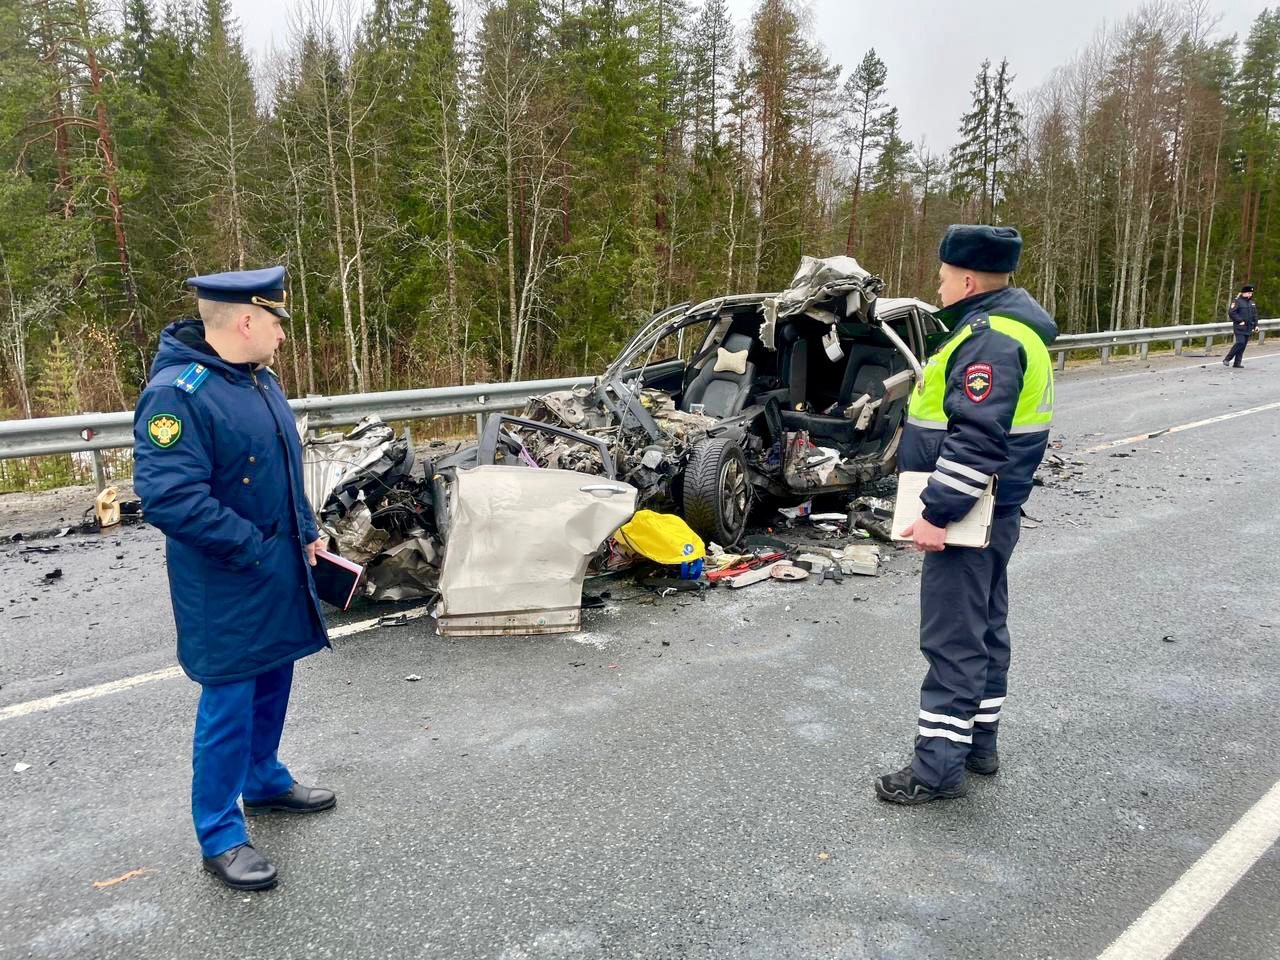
[231,0,1271,151]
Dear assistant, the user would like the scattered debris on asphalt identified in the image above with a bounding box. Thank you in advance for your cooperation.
[92,868,151,889]
[94,487,122,529]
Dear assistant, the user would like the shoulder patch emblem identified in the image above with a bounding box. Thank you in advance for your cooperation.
[964,362,994,403]
[173,362,210,394]
[147,414,183,449]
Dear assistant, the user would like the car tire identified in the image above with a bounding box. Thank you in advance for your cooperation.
[682,437,751,546]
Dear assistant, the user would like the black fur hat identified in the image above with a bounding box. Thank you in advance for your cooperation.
[939,225,1023,274]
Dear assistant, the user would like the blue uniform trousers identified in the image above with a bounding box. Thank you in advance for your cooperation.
[192,662,296,857]
[912,511,1021,789]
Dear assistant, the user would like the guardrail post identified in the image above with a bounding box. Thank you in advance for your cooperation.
[1174,338,1183,356]
[1260,330,1267,345]
[474,414,484,437]
[1055,351,1066,371]
[91,449,105,493]
[1139,342,1149,361]
[1101,346,1111,364]
[1205,336,1213,354]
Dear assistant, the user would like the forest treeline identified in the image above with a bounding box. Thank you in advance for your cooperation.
[1,0,1277,416]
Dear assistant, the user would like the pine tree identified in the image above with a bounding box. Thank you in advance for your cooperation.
[839,48,889,254]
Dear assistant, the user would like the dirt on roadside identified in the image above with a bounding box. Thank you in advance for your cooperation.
[0,481,138,539]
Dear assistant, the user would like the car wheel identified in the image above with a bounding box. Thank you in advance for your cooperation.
[682,437,751,545]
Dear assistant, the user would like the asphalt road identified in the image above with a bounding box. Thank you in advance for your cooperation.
[1,345,1278,960]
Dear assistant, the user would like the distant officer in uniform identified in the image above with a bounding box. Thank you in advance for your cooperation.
[877,226,1058,805]
[1223,284,1258,368]
[132,266,335,889]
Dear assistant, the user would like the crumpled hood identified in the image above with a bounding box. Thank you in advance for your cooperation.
[938,286,1058,346]
[149,318,249,381]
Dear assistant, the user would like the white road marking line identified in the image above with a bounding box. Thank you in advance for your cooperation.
[1071,349,1280,384]
[1081,400,1280,454]
[0,666,183,722]
[0,605,434,723]
[1097,779,1280,960]
[329,604,433,638]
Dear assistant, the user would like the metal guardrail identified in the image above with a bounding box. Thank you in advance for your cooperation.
[1050,318,1279,369]
[0,319,1274,466]
[0,373,595,462]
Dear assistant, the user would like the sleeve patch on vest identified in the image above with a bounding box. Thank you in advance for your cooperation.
[964,363,993,403]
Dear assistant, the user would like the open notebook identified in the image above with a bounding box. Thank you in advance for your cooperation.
[311,549,365,610]
[890,471,996,549]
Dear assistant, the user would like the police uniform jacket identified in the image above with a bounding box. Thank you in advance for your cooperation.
[133,319,328,684]
[898,286,1058,527]
[1230,297,1258,335]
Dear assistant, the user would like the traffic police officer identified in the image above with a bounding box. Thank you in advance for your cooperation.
[1223,283,1258,368]
[132,266,335,889]
[877,225,1058,805]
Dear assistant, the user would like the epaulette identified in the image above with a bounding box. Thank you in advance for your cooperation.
[173,362,211,394]
[970,315,990,331]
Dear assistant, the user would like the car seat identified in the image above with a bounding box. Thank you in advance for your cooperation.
[681,333,756,419]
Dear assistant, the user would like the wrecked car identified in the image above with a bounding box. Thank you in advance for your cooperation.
[303,414,639,633]
[300,256,944,629]
[483,257,944,545]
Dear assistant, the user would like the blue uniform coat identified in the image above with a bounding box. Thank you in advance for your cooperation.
[1229,296,1258,335]
[132,319,328,685]
[898,287,1058,524]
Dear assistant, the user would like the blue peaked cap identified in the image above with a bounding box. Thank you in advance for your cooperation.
[186,266,291,319]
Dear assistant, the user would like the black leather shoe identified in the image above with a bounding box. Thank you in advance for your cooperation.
[202,843,277,890]
[874,764,967,805]
[244,781,337,816]
[966,752,1000,775]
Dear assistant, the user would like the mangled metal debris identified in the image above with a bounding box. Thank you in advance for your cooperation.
[435,465,637,636]
[303,414,641,634]
[302,415,442,601]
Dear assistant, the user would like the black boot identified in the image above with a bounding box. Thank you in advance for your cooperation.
[874,764,967,805]
[966,752,1000,775]
[244,781,337,816]
[202,842,277,890]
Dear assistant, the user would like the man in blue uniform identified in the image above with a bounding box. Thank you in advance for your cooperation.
[877,225,1058,805]
[1223,284,1258,368]
[133,266,335,889]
